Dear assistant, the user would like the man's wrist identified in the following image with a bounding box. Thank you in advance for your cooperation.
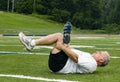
[61,45,65,50]
[61,44,68,50]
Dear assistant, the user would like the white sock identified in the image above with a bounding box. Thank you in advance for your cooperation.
[30,40,36,47]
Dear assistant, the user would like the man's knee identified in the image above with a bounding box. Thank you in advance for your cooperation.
[56,33,63,37]
[56,33,63,41]
[52,33,63,52]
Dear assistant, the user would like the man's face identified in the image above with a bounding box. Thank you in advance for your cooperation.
[93,51,106,66]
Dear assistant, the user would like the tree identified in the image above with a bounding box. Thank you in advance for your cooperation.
[11,0,15,12]
[109,0,120,24]
[102,0,115,24]
[72,12,84,28]
[15,0,33,14]
[72,0,102,29]
[51,8,71,23]
[7,0,10,11]
[0,0,7,11]
[35,0,49,14]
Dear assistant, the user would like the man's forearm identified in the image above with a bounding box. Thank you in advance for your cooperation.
[61,46,78,63]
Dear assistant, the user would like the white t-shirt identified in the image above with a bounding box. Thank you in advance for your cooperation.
[58,49,97,74]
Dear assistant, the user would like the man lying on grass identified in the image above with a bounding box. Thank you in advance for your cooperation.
[18,23,110,74]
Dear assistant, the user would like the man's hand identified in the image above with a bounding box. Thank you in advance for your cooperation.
[56,42,64,50]
[56,42,70,50]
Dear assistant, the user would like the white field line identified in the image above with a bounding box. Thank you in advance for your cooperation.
[95,48,120,50]
[0,45,21,46]
[1,44,120,50]
[1,36,104,39]
[71,45,95,48]
[74,37,105,39]
[110,56,120,59]
[34,45,120,50]
[34,46,53,49]
[34,45,95,49]
[0,74,78,82]
[116,42,120,44]
[0,51,49,55]
[0,44,95,49]
[0,51,120,59]
[0,36,42,38]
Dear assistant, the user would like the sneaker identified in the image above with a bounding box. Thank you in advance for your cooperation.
[63,22,72,44]
[19,32,33,51]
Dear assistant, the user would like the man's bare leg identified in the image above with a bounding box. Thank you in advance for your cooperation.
[35,33,63,45]
[34,33,64,54]
[19,32,64,53]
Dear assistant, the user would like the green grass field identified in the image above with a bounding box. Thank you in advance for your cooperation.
[0,12,120,82]
[0,11,64,35]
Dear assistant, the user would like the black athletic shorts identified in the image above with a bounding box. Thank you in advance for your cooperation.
[48,50,68,72]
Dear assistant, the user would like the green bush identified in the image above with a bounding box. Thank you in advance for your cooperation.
[102,23,120,34]
[51,8,71,22]
[36,4,47,14]
[72,12,83,28]
[15,0,33,14]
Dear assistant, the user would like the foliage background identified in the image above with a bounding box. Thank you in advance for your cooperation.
[0,0,120,34]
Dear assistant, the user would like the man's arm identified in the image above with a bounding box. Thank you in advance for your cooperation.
[56,42,78,63]
[62,46,78,63]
